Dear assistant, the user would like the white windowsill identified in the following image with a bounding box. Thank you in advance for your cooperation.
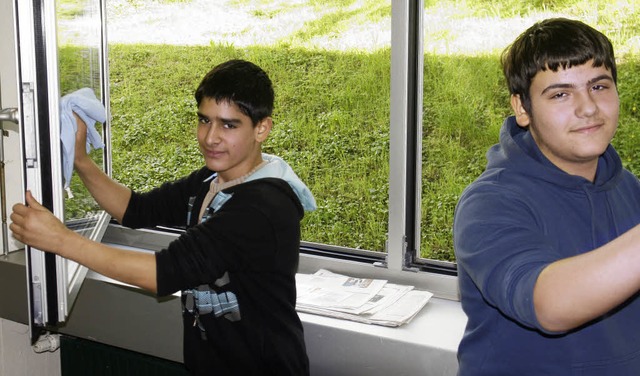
[0,249,466,376]
[85,268,466,375]
[299,296,465,375]
[97,225,466,375]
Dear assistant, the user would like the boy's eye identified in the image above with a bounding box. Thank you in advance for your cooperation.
[198,116,210,124]
[550,92,567,99]
[223,122,236,129]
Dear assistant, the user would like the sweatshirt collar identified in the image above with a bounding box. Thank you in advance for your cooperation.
[203,153,317,212]
[490,116,622,189]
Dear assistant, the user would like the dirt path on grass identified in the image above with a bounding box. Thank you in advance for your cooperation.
[101,0,554,54]
[105,0,391,51]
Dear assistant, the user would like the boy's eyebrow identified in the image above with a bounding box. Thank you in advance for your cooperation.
[196,111,243,124]
[540,74,614,96]
[586,74,615,86]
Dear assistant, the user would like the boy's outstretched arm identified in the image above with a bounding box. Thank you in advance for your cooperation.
[10,191,157,293]
[73,113,131,223]
[533,224,640,332]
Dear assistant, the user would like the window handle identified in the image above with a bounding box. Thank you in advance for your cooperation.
[0,107,18,256]
[0,107,18,125]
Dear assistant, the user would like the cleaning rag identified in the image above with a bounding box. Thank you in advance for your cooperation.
[59,87,106,190]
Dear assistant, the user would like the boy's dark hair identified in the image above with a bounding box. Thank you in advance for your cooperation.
[195,59,274,125]
[501,18,617,115]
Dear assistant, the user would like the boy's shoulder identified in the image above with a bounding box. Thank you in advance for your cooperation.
[228,178,301,208]
[232,177,297,199]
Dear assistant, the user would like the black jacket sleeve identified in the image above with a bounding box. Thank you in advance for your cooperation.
[121,167,213,229]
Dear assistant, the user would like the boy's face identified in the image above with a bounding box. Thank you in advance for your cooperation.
[196,97,271,183]
[511,60,619,181]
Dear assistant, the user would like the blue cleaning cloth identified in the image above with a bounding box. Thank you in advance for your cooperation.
[59,88,106,189]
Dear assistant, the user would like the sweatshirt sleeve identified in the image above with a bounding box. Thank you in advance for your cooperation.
[122,168,211,229]
[454,183,561,330]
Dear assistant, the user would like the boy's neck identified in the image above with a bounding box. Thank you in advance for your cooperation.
[216,158,267,186]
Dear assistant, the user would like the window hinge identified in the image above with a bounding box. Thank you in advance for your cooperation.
[33,333,60,353]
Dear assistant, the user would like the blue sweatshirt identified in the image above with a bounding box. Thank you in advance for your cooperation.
[454,116,640,375]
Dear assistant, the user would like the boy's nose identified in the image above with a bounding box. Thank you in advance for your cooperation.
[205,124,222,144]
[576,92,598,118]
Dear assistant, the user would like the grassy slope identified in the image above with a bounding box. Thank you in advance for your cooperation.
[104,0,640,260]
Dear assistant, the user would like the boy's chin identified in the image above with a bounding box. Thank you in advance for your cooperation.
[204,160,223,172]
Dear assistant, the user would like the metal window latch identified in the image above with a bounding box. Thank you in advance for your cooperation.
[0,107,18,125]
[0,107,18,256]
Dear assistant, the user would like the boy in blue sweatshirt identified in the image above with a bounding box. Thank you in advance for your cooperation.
[454,18,640,375]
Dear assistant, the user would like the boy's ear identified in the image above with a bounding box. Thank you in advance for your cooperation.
[510,94,531,127]
[255,117,273,143]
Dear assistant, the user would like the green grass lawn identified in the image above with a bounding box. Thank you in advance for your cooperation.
[98,0,640,261]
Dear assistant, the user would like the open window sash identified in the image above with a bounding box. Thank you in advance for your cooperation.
[14,0,111,343]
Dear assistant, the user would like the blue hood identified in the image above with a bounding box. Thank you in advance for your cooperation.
[485,116,623,191]
[207,153,317,214]
[247,153,317,212]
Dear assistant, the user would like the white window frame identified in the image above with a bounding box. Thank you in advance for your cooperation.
[13,0,112,343]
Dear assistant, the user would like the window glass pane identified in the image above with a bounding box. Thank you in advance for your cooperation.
[419,1,640,262]
[106,0,392,252]
[58,0,106,233]
[57,0,109,293]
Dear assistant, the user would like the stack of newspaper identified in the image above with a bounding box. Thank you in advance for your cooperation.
[295,269,433,327]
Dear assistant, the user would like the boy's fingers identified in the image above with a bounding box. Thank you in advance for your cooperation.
[25,191,45,210]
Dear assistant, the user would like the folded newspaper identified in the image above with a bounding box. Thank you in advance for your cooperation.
[295,269,433,327]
